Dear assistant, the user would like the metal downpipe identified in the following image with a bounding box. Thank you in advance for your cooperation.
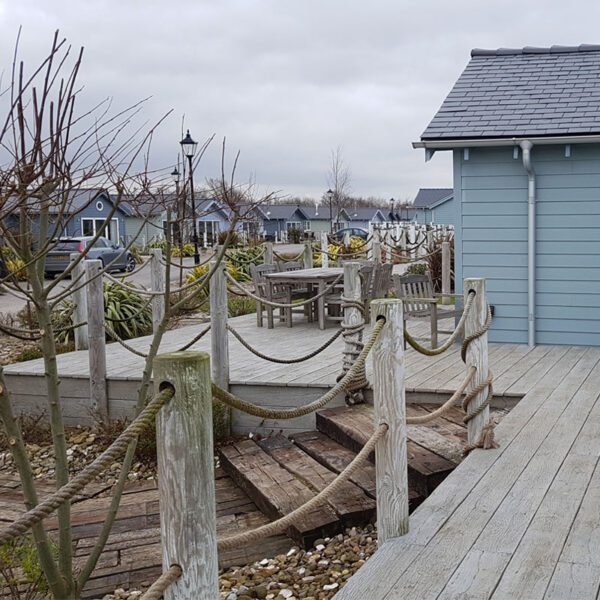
[520,140,536,348]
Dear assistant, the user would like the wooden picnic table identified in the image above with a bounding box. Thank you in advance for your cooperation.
[265,267,343,330]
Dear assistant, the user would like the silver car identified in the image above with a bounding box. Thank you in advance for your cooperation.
[45,236,135,277]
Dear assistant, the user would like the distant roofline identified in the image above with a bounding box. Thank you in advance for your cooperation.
[471,44,600,57]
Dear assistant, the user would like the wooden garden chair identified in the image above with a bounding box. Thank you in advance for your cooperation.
[250,264,291,328]
[392,272,463,349]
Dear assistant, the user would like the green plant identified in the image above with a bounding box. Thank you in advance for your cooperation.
[6,259,28,281]
[227,295,256,317]
[102,282,153,340]
[287,227,303,244]
[172,243,194,257]
[144,239,166,253]
[218,230,241,247]
[426,237,454,293]
[224,246,264,281]
[14,347,44,363]
[128,245,144,264]
[406,263,428,276]
[0,537,54,600]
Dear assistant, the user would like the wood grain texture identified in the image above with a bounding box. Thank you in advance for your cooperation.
[85,259,108,420]
[71,254,89,350]
[154,351,219,600]
[441,241,451,305]
[303,241,313,269]
[150,249,165,335]
[210,258,229,391]
[370,299,408,542]
[264,242,273,265]
[463,278,489,444]
[321,232,329,268]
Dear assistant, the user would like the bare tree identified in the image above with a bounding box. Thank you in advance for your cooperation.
[326,146,351,232]
[0,31,273,599]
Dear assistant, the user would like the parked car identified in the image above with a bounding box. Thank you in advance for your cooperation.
[45,236,136,277]
[330,227,368,242]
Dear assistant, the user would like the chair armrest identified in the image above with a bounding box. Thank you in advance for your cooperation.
[404,297,438,303]
[437,293,464,298]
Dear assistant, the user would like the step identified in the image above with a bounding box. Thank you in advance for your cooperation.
[316,404,458,497]
[257,434,376,527]
[290,430,424,513]
[218,439,341,547]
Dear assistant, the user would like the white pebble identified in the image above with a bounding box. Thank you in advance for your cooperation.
[315,544,325,551]
[323,583,339,591]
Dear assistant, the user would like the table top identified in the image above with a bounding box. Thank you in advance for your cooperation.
[265,267,343,282]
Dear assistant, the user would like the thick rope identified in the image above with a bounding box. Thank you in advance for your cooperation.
[141,565,183,600]
[405,366,476,424]
[336,298,368,400]
[0,388,174,545]
[212,318,384,420]
[461,302,493,362]
[104,273,164,296]
[403,291,476,356]
[217,423,387,551]
[119,258,151,278]
[225,271,343,308]
[227,324,342,363]
[176,324,211,351]
[272,249,305,262]
[104,323,149,358]
[160,251,217,269]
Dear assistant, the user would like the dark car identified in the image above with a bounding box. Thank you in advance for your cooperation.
[331,227,368,242]
[45,236,136,277]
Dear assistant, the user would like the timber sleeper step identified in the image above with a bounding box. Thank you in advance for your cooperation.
[316,404,458,497]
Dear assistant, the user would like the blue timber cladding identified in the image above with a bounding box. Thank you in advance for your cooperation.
[455,144,600,346]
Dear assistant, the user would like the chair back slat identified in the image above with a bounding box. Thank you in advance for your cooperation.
[250,264,277,296]
[393,273,435,314]
[372,263,392,300]
[278,261,303,272]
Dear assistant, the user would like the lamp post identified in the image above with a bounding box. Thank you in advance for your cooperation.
[389,197,395,223]
[171,166,181,244]
[326,188,334,233]
[180,130,200,264]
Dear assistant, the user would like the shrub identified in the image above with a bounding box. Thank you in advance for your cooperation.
[0,537,53,600]
[172,243,194,257]
[287,227,303,244]
[426,237,454,293]
[5,259,28,281]
[102,282,153,340]
[406,263,428,276]
[128,245,144,264]
[227,295,256,318]
[144,239,166,253]
[218,230,241,247]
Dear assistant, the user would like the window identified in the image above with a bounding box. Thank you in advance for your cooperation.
[81,218,120,242]
[197,220,221,245]
[287,221,302,231]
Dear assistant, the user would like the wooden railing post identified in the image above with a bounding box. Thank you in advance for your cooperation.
[70,253,89,350]
[264,242,273,265]
[154,351,219,600]
[85,259,108,422]
[370,298,408,542]
[384,229,392,264]
[442,241,451,305]
[463,278,489,445]
[150,249,165,335]
[372,229,382,264]
[320,231,329,268]
[303,241,313,269]
[210,259,229,392]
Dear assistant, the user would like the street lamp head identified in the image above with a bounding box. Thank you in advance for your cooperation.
[180,130,198,158]
[326,189,334,200]
[171,166,179,183]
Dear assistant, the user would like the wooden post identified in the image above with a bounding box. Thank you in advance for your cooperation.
[85,259,108,422]
[264,242,273,265]
[154,351,219,600]
[303,241,313,269]
[342,262,365,403]
[370,298,408,542]
[372,229,382,264]
[463,278,489,445]
[384,229,392,264]
[70,253,89,350]
[210,259,229,392]
[442,241,451,305]
[344,230,351,247]
[320,231,329,268]
[150,249,165,335]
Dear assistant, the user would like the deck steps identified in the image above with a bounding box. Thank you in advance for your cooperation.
[218,439,342,547]
[316,404,461,497]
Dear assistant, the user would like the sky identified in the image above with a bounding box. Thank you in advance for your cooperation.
[3,0,600,204]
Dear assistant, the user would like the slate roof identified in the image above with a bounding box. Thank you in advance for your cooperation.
[412,188,453,208]
[421,45,600,140]
[258,204,310,220]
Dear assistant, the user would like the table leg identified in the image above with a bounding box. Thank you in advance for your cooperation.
[318,280,326,330]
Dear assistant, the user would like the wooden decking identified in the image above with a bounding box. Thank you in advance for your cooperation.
[335,345,600,599]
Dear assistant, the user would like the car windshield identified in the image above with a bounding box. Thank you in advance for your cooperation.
[54,240,81,252]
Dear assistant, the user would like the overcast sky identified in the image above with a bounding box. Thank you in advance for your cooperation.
[3,0,600,203]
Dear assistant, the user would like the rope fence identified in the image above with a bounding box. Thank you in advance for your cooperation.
[141,565,183,600]
[0,387,174,546]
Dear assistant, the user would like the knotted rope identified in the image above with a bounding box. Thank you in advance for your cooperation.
[227,325,342,364]
[0,388,174,545]
[217,423,387,551]
[212,318,384,420]
[336,297,368,405]
[141,564,183,600]
[176,324,211,351]
[272,249,305,262]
